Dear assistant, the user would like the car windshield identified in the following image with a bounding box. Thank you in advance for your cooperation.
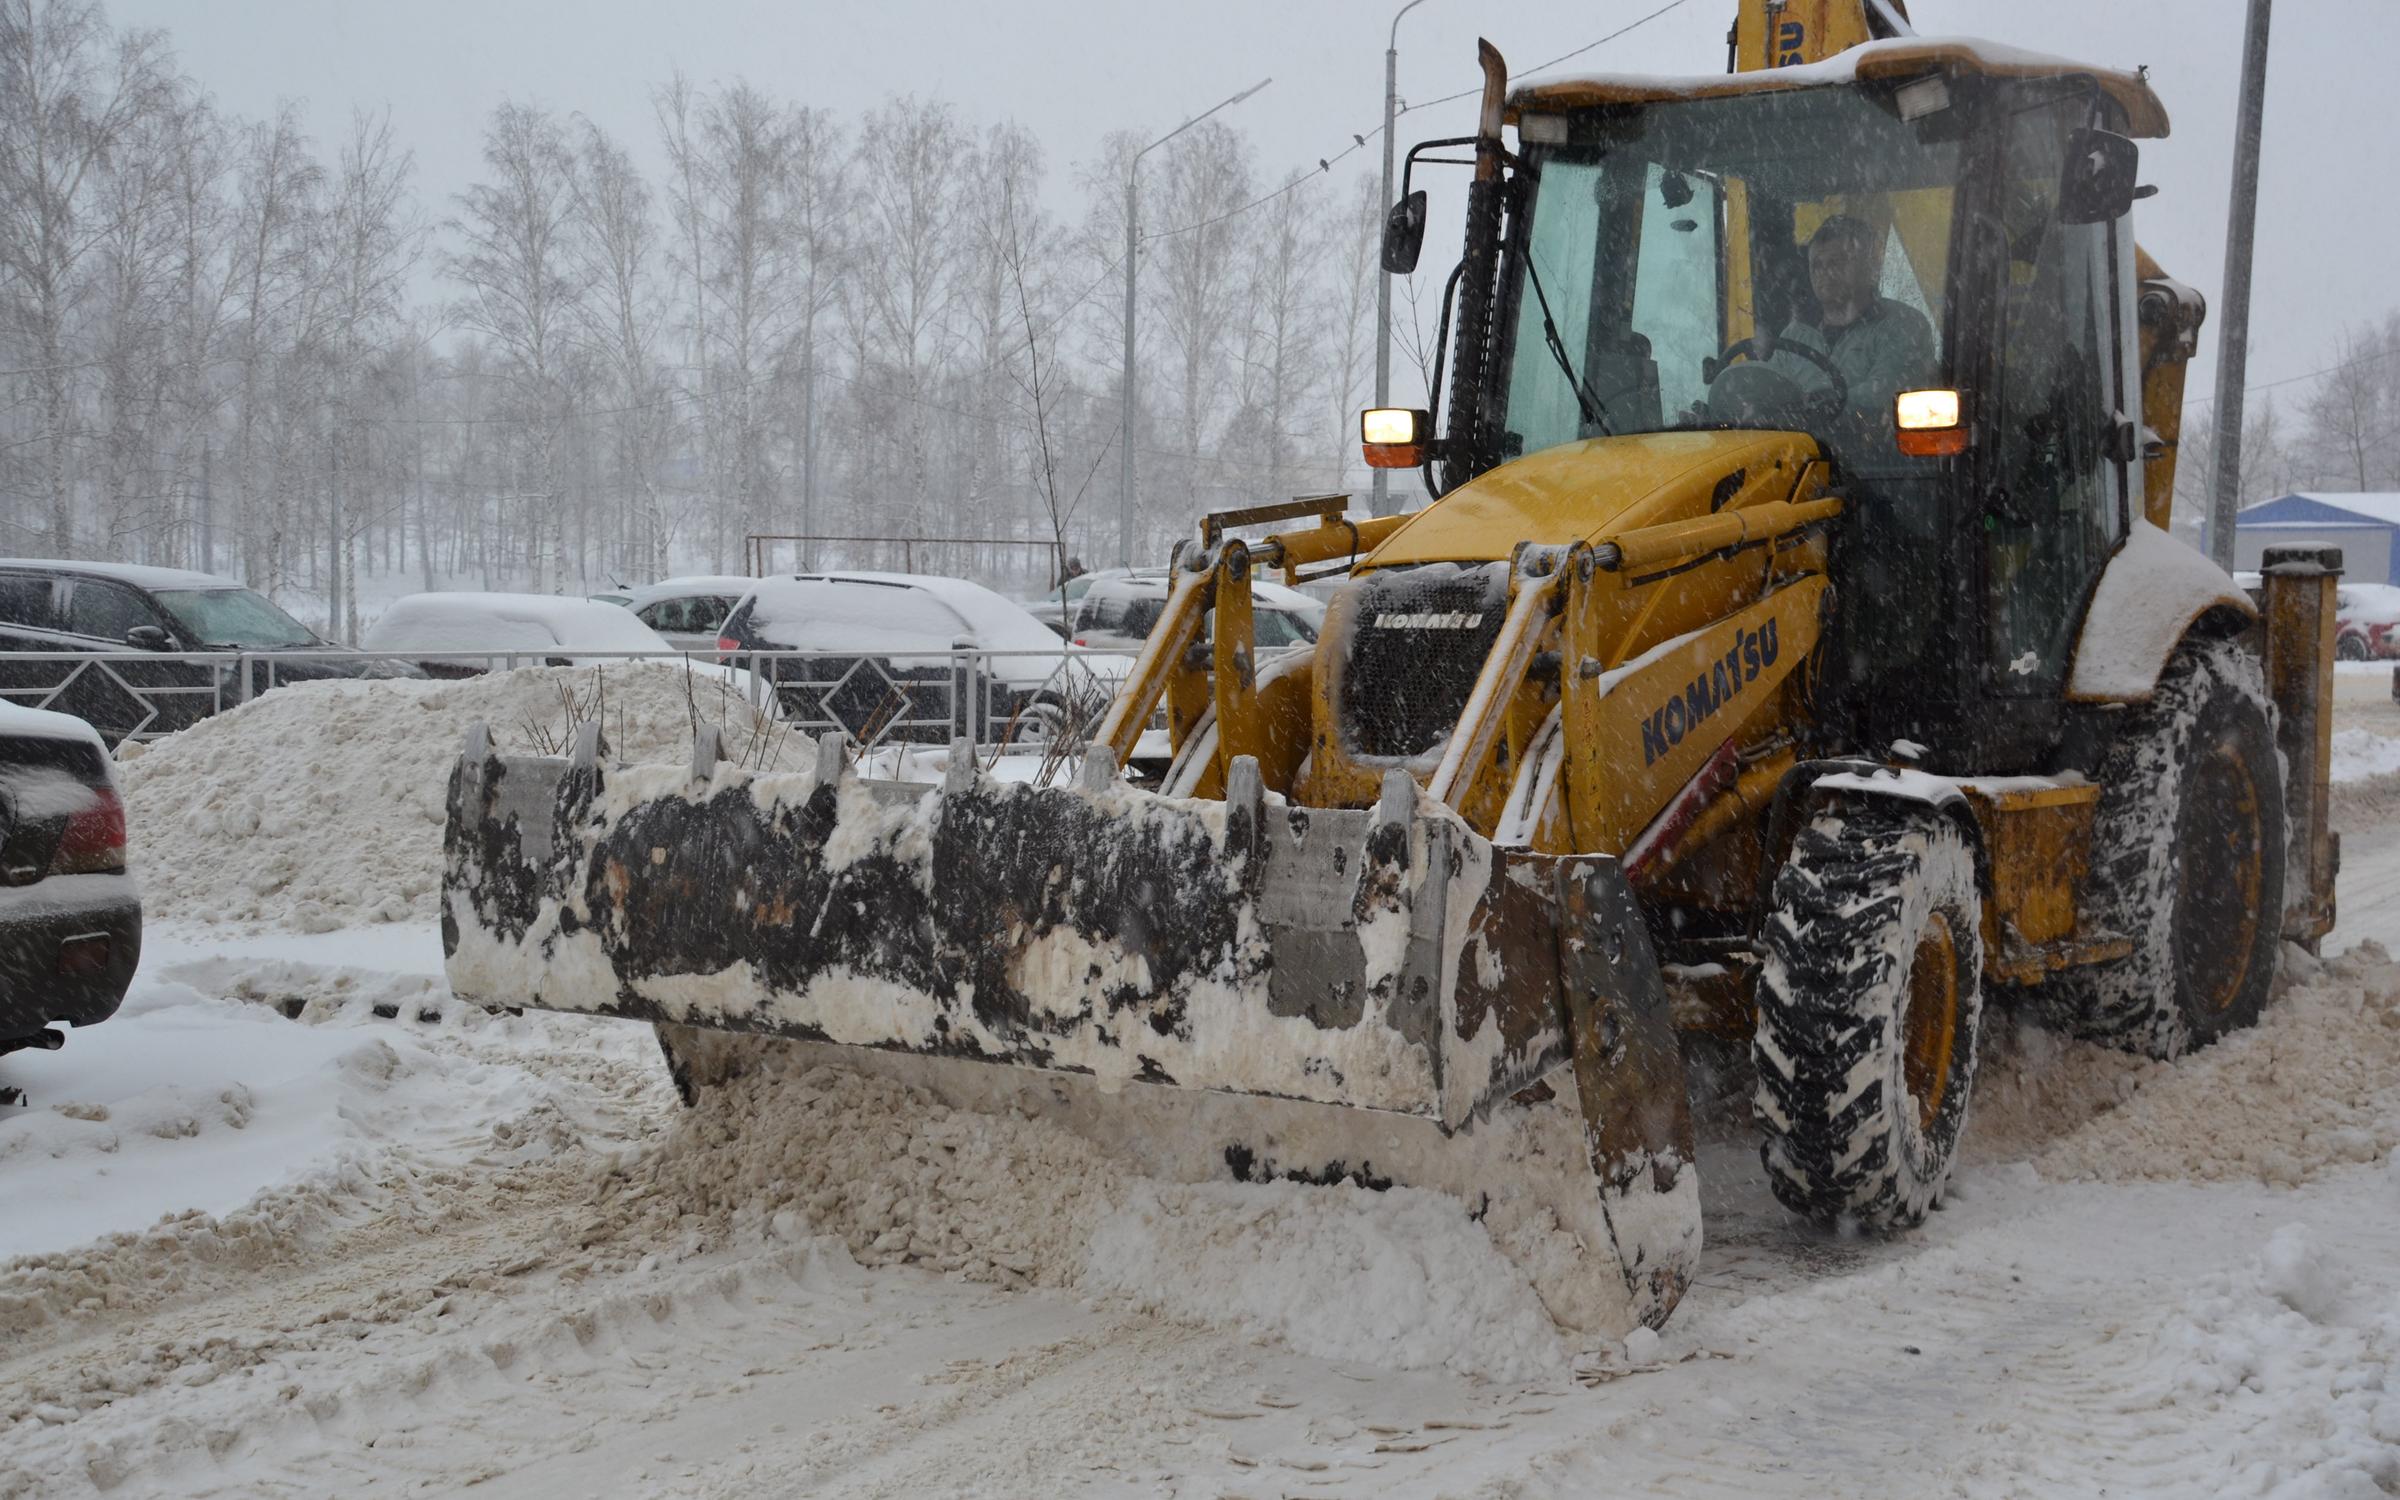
[1503,83,1963,460]
[153,587,319,647]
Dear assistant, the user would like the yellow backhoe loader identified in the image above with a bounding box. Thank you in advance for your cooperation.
[442,1,2339,1334]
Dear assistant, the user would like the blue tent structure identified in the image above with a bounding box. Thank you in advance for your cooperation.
[2218,493,2400,583]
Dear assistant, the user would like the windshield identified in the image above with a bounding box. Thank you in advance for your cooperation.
[153,588,319,648]
[1503,84,1962,462]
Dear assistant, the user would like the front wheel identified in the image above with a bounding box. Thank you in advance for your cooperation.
[1753,802,1985,1229]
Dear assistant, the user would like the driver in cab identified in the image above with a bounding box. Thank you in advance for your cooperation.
[1760,213,1936,424]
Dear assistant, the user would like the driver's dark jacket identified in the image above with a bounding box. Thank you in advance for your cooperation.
[1765,296,1937,418]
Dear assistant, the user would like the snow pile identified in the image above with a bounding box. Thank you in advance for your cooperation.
[611,1045,1575,1381]
[2332,725,2400,783]
[0,968,664,1341]
[2156,1226,2400,1496]
[1973,946,2400,1186]
[117,665,781,931]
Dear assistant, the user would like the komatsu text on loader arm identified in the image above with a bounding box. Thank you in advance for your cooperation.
[443,1,2339,1335]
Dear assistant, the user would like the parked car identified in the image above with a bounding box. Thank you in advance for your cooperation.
[622,576,759,654]
[0,559,420,744]
[1069,573,1325,652]
[1022,567,1130,639]
[364,592,683,676]
[0,701,139,1104]
[2335,583,2400,660]
[719,572,1097,745]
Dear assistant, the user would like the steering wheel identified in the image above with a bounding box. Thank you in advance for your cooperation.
[1701,336,1849,427]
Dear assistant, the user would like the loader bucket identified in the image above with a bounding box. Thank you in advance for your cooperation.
[441,724,1700,1328]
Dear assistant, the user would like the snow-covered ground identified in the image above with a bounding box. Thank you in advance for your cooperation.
[5,675,2400,1498]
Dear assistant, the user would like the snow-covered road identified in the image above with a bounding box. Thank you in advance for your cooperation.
[5,670,2400,1498]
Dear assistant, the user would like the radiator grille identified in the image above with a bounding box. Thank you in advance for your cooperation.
[1337,563,1512,762]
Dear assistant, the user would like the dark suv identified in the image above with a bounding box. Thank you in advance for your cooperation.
[0,701,139,1100]
[0,559,420,742]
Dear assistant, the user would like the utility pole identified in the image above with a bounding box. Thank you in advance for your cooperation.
[198,437,214,576]
[2208,0,2272,570]
[1119,77,1272,569]
[1375,0,1430,518]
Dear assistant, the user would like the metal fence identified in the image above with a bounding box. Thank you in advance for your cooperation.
[0,645,1148,763]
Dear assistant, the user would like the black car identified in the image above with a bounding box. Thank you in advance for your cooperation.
[0,702,140,1103]
[0,559,422,742]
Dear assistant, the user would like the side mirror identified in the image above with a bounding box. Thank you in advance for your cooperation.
[1382,190,1427,275]
[124,624,171,651]
[2059,127,2139,225]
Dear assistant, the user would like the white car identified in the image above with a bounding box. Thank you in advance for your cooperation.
[620,576,760,654]
[364,592,687,675]
[1070,572,1324,653]
[720,572,1120,747]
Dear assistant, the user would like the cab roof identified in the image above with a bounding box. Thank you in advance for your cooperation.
[1510,35,2169,140]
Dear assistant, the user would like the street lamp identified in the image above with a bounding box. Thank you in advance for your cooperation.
[1374,0,1432,518]
[1119,76,1273,569]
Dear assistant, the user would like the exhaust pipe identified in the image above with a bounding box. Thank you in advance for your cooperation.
[0,1027,66,1058]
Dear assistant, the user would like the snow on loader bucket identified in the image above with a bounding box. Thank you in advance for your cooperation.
[441,720,1700,1330]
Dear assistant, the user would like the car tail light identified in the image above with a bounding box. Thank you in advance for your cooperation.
[51,785,127,876]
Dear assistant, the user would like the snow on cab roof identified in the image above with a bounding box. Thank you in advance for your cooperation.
[1511,36,2170,139]
[0,698,106,748]
[0,557,242,591]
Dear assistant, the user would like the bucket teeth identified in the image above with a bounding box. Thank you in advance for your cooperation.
[814,731,850,787]
[692,724,723,782]
[461,719,492,766]
[570,720,605,771]
[1076,743,1119,794]
[1224,754,1264,867]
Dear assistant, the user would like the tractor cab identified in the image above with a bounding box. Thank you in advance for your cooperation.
[1388,44,2169,772]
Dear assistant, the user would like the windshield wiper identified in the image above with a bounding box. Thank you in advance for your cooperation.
[1521,254,1614,436]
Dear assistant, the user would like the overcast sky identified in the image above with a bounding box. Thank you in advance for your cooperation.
[112,0,2382,421]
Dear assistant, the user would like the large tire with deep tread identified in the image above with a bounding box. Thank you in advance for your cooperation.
[2045,638,2286,1059]
[1754,802,1985,1229]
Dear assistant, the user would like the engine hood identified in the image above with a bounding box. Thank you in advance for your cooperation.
[1366,429,1823,568]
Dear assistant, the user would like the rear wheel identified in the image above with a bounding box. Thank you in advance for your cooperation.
[1753,803,1984,1229]
[2337,631,2370,662]
[2046,638,2285,1058]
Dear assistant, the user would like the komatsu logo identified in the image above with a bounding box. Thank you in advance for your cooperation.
[1372,611,1484,630]
[1639,620,1780,766]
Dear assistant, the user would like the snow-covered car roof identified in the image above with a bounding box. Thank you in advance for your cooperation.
[0,699,106,749]
[622,575,762,612]
[2337,583,2400,627]
[363,593,676,657]
[741,573,1062,655]
[735,573,1087,694]
[1078,572,1326,620]
[0,557,240,592]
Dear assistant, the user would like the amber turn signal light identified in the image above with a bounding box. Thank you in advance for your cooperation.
[1895,388,1968,457]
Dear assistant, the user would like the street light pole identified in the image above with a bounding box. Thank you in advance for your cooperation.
[1374,0,1429,518]
[1119,77,1273,569]
[2207,0,2273,570]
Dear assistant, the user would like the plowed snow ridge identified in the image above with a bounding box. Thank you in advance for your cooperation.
[117,666,780,931]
